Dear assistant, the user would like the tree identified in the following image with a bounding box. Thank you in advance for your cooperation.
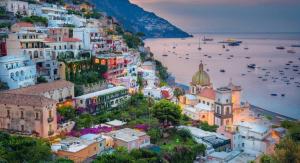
[0,81,9,91]
[37,76,48,83]
[0,132,52,162]
[173,87,184,104]
[57,106,76,121]
[260,154,272,163]
[272,137,300,163]
[177,128,192,141]
[152,100,181,127]
[199,122,218,132]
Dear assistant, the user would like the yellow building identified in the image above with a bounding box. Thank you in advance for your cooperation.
[53,137,100,163]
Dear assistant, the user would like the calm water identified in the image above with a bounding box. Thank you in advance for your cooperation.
[144,35,300,119]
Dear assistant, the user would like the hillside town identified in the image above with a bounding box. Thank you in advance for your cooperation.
[0,0,299,163]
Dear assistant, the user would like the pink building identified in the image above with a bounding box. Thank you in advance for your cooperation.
[0,93,58,138]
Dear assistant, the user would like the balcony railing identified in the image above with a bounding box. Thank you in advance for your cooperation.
[48,117,54,123]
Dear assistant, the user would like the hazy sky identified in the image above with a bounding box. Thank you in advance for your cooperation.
[130,0,300,33]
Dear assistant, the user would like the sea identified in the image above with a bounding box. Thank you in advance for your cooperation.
[129,1,300,119]
[144,34,300,119]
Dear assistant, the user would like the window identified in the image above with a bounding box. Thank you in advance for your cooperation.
[226,107,230,114]
[35,112,39,120]
[21,111,24,119]
[7,110,10,118]
[21,125,24,131]
[70,45,73,49]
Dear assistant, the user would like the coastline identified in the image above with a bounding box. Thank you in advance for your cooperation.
[172,82,298,122]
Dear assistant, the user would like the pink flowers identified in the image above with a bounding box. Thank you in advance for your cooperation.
[68,126,113,137]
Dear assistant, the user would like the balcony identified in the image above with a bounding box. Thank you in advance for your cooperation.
[48,130,54,136]
[48,117,54,123]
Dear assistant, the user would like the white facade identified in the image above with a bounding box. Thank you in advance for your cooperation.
[45,39,83,58]
[73,27,108,54]
[0,54,36,89]
[1,0,28,15]
[232,122,271,155]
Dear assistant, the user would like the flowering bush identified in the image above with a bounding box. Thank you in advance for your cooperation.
[68,126,113,137]
[135,124,149,131]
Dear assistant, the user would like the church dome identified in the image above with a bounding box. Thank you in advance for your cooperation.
[192,62,211,86]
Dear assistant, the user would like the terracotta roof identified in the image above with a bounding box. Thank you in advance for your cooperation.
[6,80,74,95]
[62,38,81,42]
[13,22,34,28]
[0,93,57,107]
[199,87,215,100]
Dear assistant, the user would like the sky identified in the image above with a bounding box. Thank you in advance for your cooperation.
[130,0,300,34]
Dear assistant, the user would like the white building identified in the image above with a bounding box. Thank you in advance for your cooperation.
[73,27,107,54]
[0,0,28,16]
[183,103,214,125]
[232,121,272,156]
[0,54,36,89]
[39,5,70,27]
[6,30,59,81]
[45,37,83,58]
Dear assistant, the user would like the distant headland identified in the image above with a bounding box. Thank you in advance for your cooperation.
[90,0,191,38]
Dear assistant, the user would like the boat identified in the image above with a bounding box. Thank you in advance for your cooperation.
[276,46,285,50]
[226,49,230,52]
[185,57,189,60]
[219,38,242,44]
[281,94,285,97]
[291,44,300,47]
[220,69,226,73]
[162,54,168,57]
[186,54,189,56]
[222,45,226,49]
[245,57,251,59]
[198,38,201,50]
[202,36,214,42]
[270,93,278,96]
[228,42,241,46]
[287,50,296,54]
[247,64,256,69]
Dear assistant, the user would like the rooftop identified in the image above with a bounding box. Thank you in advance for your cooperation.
[106,119,127,127]
[52,137,96,153]
[75,86,127,100]
[0,93,57,107]
[195,102,212,111]
[5,80,74,95]
[12,22,34,28]
[235,121,270,134]
[107,128,147,142]
[199,87,215,100]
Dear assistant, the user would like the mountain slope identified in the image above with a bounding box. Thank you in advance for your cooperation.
[90,0,191,38]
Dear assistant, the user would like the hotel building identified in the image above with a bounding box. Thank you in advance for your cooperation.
[0,93,58,138]
[0,54,36,89]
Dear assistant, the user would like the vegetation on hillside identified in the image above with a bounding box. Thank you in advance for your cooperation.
[21,16,48,26]
[260,120,300,163]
